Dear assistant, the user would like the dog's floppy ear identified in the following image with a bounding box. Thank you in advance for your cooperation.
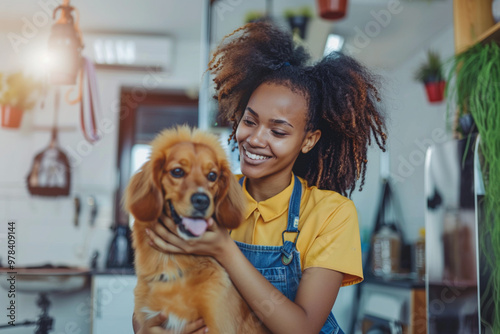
[123,158,164,222]
[215,163,246,229]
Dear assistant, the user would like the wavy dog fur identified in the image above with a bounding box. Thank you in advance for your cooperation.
[125,126,268,334]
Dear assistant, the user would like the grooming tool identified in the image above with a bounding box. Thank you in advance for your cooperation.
[74,195,81,226]
[87,195,98,226]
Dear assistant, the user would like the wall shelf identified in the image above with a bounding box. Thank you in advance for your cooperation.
[428,279,478,289]
[476,20,500,45]
[457,21,500,54]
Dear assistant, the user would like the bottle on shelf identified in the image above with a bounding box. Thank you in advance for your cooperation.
[106,225,133,269]
[371,223,401,278]
[415,227,426,281]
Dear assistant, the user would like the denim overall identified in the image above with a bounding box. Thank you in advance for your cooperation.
[237,176,343,334]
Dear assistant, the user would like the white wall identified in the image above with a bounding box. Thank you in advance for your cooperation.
[384,25,455,243]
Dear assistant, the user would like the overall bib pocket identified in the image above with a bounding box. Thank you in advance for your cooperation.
[255,266,287,294]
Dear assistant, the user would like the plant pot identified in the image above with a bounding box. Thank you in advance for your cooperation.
[1,105,24,128]
[317,0,348,20]
[424,81,445,103]
[288,16,310,39]
[458,114,477,136]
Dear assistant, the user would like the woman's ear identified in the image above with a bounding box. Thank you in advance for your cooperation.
[215,163,246,230]
[302,129,321,154]
[123,159,164,222]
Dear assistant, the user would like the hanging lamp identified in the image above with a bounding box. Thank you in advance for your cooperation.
[47,0,83,85]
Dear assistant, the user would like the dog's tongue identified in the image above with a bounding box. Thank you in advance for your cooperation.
[182,218,208,236]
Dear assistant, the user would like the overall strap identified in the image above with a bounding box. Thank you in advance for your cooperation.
[281,175,301,264]
[286,174,301,233]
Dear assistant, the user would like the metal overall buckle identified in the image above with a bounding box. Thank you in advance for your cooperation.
[281,230,300,265]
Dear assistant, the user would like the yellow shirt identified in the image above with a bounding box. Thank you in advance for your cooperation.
[231,174,363,287]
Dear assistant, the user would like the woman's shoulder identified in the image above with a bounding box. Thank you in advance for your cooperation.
[298,176,356,212]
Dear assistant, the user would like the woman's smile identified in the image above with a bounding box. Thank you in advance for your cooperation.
[242,145,272,163]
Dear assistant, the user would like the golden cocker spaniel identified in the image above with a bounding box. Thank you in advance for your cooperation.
[125,126,268,334]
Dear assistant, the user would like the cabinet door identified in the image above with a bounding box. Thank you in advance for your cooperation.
[92,275,137,334]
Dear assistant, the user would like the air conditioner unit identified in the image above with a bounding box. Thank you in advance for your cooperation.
[82,33,174,72]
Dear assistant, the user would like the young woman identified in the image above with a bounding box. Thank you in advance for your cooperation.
[133,21,387,334]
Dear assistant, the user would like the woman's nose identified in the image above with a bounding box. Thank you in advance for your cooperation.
[247,127,267,147]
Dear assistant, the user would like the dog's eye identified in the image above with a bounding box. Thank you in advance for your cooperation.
[170,168,185,178]
[207,172,218,182]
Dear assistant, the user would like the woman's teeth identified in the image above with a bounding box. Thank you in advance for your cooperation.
[245,150,269,160]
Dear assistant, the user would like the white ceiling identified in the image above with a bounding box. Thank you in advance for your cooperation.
[0,0,453,70]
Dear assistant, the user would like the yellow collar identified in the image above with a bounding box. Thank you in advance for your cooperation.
[242,174,296,223]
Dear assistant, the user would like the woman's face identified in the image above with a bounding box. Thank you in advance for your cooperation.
[236,82,320,185]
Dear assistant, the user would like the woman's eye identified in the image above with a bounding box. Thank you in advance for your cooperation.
[272,130,286,137]
[170,168,185,178]
[207,172,218,182]
[243,119,255,126]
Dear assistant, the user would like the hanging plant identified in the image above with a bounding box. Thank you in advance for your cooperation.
[0,72,43,128]
[414,50,446,103]
[445,41,500,332]
[317,0,348,20]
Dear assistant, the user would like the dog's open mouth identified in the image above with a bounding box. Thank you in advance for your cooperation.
[168,201,209,238]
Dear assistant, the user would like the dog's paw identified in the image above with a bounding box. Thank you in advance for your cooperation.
[140,307,187,334]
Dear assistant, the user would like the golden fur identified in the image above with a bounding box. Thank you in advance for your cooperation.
[124,126,268,334]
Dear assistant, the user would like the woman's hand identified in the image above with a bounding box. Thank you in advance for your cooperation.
[146,215,232,260]
[135,313,208,334]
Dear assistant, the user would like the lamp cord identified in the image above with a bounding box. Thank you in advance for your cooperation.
[50,88,60,148]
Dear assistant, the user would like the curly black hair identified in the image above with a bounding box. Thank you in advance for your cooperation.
[208,21,387,197]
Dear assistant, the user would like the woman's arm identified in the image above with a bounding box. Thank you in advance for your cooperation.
[147,217,343,334]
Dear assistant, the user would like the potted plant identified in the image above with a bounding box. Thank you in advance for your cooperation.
[284,6,313,40]
[414,50,446,103]
[445,41,500,332]
[317,0,348,20]
[0,71,43,128]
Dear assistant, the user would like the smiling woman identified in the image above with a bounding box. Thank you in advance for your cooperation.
[136,21,387,334]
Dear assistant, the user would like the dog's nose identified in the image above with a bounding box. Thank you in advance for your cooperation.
[191,193,210,211]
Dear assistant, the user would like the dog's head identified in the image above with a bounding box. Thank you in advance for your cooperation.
[124,126,245,240]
